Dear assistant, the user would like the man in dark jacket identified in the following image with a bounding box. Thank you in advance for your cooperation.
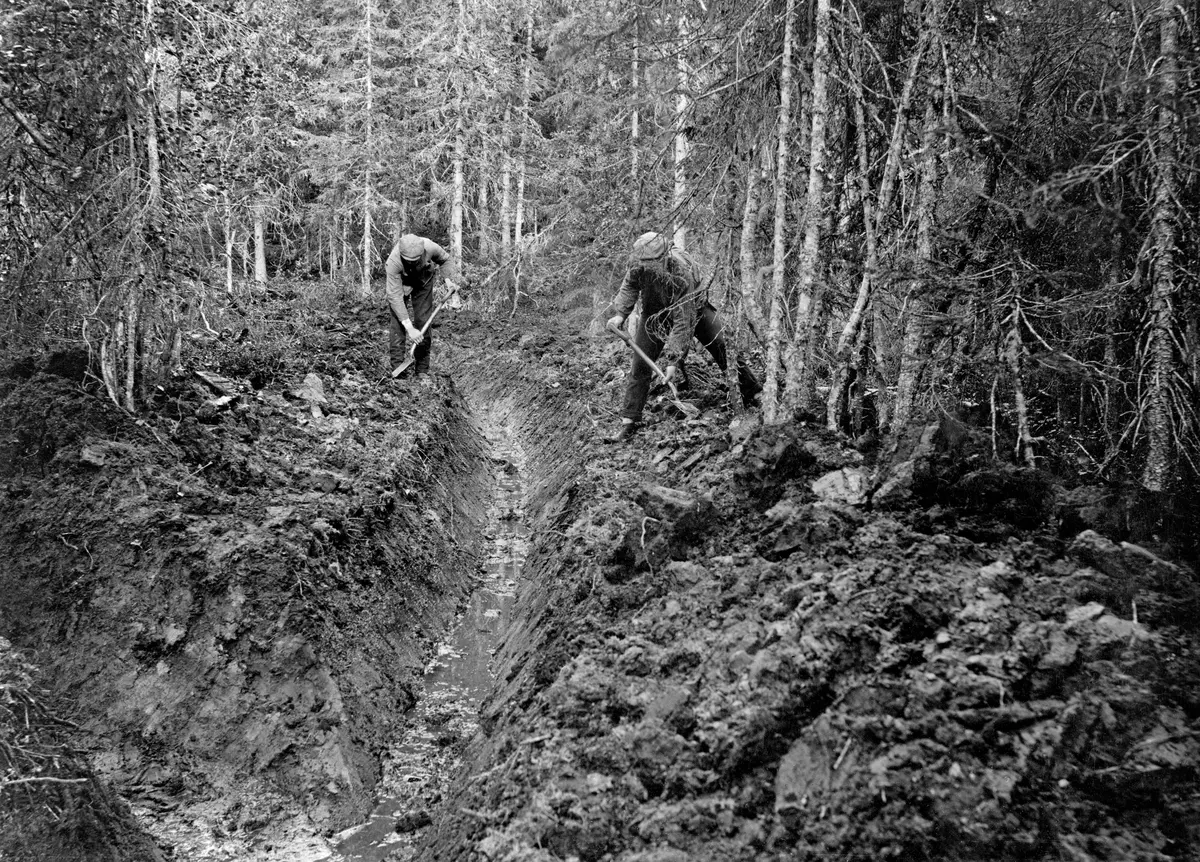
[386,233,461,382]
[604,231,761,442]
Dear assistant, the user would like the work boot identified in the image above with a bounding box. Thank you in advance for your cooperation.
[604,421,640,443]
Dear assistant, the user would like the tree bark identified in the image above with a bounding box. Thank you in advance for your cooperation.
[500,104,512,257]
[673,8,692,251]
[631,10,641,220]
[738,149,769,343]
[1142,0,1180,491]
[889,84,942,433]
[782,0,833,413]
[253,200,268,285]
[361,0,375,298]
[762,0,796,424]
[514,6,533,250]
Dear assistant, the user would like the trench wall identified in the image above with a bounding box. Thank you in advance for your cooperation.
[0,371,493,832]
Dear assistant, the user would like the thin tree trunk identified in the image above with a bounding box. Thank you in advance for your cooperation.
[782,0,834,412]
[253,201,268,285]
[1142,0,1180,491]
[762,0,796,424]
[673,9,691,251]
[1006,293,1037,467]
[738,149,769,343]
[361,0,375,298]
[514,6,532,250]
[500,104,512,257]
[631,16,641,220]
[478,149,490,259]
[889,87,941,432]
[450,0,467,274]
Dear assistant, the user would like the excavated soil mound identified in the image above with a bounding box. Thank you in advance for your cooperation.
[0,294,491,858]
[3,286,1199,862]
[423,302,1200,861]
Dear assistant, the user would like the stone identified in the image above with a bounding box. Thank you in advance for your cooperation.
[811,467,868,506]
[291,372,329,405]
[1069,530,1133,581]
[872,459,916,507]
[394,809,432,833]
[729,414,761,445]
[664,561,708,587]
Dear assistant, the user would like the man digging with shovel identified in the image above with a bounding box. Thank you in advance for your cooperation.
[604,231,762,443]
[386,233,462,386]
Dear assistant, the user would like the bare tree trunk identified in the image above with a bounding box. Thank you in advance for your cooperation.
[1142,0,1180,491]
[450,0,467,275]
[762,0,796,424]
[890,87,941,432]
[253,200,268,285]
[673,8,691,251]
[738,150,769,342]
[514,6,532,250]
[361,0,375,298]
[478,149,490,259]
[500,104,512,257]
[782,0,834,413]
[631,16,641,220]
[1006,293,1037,467]
[827,19,932,432]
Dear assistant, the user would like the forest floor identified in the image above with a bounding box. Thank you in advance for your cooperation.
[2,282,1199,862]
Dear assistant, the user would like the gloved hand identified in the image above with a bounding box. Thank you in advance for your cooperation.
[662,365,678,385]
[404,320,425,345]
[606,314,625,331]
[445,278,461,293]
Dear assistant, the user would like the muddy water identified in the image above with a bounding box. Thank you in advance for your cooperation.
[332,409,529,862]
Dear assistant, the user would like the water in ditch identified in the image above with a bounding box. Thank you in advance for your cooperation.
[332,410,529,862]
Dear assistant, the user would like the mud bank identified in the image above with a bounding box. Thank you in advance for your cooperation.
[418,313,1200,861]
[0,303,499,857]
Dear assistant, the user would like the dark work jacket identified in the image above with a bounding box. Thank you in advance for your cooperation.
[385,237,456,324]
[609,250,701,366]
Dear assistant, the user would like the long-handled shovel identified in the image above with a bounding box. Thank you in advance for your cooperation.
[606,321,701,419]
[391,282,462,378]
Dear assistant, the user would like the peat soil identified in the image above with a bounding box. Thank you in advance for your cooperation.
[2,285,1200,862]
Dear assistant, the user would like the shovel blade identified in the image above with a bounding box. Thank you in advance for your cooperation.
[391,355,416,378]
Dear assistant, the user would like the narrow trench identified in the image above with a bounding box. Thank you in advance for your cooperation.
[331,401,529,862]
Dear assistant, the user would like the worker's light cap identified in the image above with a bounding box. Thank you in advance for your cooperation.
[398,234,425,261]
[632,231,668,261]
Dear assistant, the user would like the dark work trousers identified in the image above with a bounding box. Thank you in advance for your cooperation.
[388,279,435,375]
[620,303,762,421]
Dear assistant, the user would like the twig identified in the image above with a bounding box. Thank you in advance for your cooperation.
[832,736,854,771]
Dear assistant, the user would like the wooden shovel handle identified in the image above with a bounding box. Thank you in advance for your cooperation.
[605,321,684,401]
[391,282,461,378]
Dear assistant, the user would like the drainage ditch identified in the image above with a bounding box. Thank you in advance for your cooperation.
[332,399,534,861]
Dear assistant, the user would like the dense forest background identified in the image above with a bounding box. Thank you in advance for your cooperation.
[2,0,1197,495]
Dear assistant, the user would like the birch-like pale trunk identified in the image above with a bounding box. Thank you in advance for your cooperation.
[478,148,490,258]
[253,200,268,285]
[124,0,164,410]
[361,0,375,298]
[1006,293,1037,467]
[738,149,769,343]
[500,104,512,256]
[673,9,691,251]
[826,17,932,431]
[631,20,641,219]
[1142,0,1181,491]
[450,114,465,269]
[762,0,796,424]
[450,0,467,273]
[513,7,532,250]
[782,0,833,412]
